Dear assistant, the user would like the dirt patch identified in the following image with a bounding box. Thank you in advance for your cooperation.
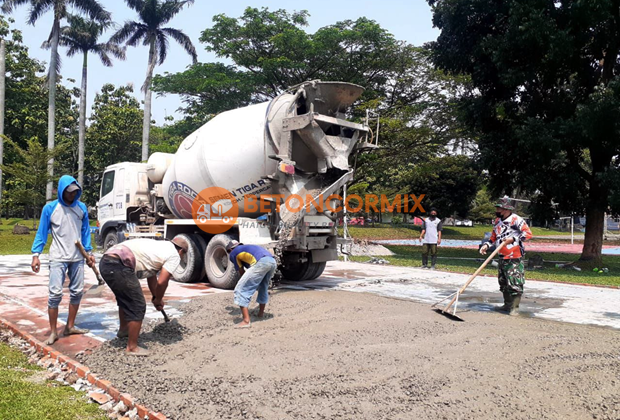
[83,291,620,420]
[339,239,394,257]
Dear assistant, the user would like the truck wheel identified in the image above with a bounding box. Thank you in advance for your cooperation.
[280,259,311,281]
[103,230,118,252]
[205,233,239,289]
[172,233,203,283]
[190,234,207,281]
[280,255,326,281]
[305,262,327,280]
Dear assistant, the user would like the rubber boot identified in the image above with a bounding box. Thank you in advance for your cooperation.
[422,254,428,269]
[496,291,512,312]
[430,255,437,270]
[509,294,522,316]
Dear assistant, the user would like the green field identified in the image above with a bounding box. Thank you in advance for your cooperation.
[340,223,572,241]
[0,338,107,420]
[0,218,96,255]
[350,245,620,287]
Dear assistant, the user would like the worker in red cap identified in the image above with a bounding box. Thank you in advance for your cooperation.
[99,238,187,356]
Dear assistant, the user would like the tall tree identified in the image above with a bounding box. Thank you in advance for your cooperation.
[153,8,416,132]
[1,0,109,200]
[112,0,197,162]
[57,14,125,186]
[83,83,142,205]
[427,0,620,265]
[1,138,66,227]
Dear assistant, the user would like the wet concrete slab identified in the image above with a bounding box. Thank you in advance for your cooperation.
[2,255,620,358]
[0,254,229,357]
[281,261,620,330]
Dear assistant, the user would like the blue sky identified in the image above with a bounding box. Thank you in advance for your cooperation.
[9,0,439,125]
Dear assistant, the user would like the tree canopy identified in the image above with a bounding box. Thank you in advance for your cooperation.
[427,0,620,263]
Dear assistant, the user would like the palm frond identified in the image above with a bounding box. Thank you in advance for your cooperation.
[110,20,141,43]
[126,26,147,47]
[1,0,32,14]
[69,0,110,23]
[65,44,80,57]
[159,0,194,26]
[125,0,145,13]
[156,31,168,65]
[95,41,126,65]
[96,50,112,66]
[161,27,197,63]
[27,0,53,25]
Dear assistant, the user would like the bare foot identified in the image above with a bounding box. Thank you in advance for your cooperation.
[235,320,251,329]
[45,332,58,345]
[62,326,89,336]
[126,346,150,357]
[116,329,129,338]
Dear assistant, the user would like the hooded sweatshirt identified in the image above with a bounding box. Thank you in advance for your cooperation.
[31,175,92,262]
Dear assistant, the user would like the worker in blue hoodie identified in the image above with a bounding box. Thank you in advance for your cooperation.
[31,175,96,345]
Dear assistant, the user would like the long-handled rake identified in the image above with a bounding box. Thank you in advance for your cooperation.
[432,241,507,321]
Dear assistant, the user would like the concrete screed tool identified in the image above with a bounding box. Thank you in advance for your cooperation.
[76,240,106,296]
[432,241,508,321]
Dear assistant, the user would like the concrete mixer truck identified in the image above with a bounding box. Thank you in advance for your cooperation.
[95,81,374,289]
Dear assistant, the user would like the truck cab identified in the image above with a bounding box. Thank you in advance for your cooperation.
[96,162,157,250]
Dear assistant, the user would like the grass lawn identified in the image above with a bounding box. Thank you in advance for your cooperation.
[0,337,107,420]
[0,218,96,256]
[350,245,620,287]
[340,223,573,241]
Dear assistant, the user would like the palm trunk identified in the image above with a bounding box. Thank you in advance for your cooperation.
[141,39,157,162]
[78,52,87,186]
[46,19,60,201]
[0,40,5,210]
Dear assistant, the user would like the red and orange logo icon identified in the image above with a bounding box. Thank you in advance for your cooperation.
[192,187,239,234]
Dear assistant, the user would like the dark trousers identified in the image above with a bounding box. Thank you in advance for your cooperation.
[422,244,438,267]
[99,257,146,322]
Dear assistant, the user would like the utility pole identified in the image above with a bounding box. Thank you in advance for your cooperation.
[0,39,6,216]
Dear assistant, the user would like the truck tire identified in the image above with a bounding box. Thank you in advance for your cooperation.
[190,234,207,282]
[305,262,327,280]
[205,233,239,289]
[280,255,326,281]
[280,258,312,281]
[172,233,203,283]
[103,230,118,252]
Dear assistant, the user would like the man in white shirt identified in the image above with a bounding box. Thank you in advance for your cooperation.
[99,238,186,356]
[419,208,443,270]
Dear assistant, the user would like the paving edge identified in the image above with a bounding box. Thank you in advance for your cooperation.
[0,316,166,420]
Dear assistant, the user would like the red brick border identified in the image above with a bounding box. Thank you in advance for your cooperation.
[0,317,166,420]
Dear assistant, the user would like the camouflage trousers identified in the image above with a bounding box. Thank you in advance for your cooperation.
[498,258,525,296]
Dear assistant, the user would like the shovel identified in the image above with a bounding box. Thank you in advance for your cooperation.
[432,241,507,321]
[76,240,106,295]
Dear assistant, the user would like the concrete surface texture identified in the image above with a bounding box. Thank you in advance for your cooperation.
[2,254,620,357]
[0,254,227,357]
[82,291,620,420]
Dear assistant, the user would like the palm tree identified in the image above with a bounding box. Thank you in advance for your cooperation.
[1,0,110,200]
[58,15,125,186]
[112,0,197,161]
